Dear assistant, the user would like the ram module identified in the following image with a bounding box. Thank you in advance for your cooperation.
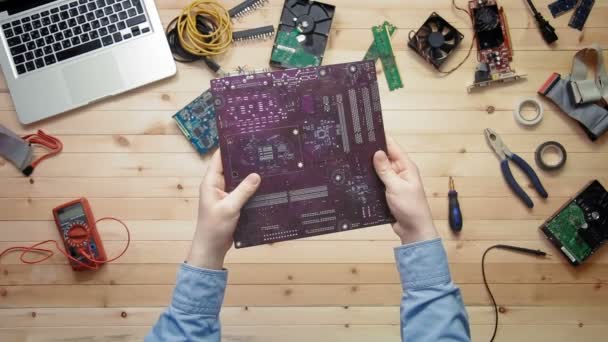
[363,21,396,62]
[371,24,403,91]
[547,0,577,18]
[569,0,595,31]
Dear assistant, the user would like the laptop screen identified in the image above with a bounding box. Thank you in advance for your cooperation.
[0,0,59,15]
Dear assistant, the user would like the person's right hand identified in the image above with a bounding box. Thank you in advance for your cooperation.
[373,137,439,245]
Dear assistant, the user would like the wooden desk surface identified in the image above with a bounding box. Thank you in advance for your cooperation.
[1,0,608,340]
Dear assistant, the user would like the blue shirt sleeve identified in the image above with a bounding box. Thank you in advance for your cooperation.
[145,263,228,342]
[395,238,471,342]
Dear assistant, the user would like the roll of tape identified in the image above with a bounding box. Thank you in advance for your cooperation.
[514,98,544,126]
[535,141,567,171]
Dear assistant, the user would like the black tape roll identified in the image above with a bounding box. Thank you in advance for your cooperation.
[535,141,567,171]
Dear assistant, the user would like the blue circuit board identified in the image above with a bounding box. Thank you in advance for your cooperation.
[173,89,219,155]
[548,0,577,18]
[569,0,595,31]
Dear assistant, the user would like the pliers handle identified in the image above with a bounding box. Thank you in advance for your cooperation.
[485,128,549,208]
[500,154,548,208]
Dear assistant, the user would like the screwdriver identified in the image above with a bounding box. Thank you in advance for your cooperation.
[448,177,463,232]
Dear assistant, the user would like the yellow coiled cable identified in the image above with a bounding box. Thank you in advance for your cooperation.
[175,0,233,57]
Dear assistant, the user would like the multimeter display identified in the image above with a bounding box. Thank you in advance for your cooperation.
[57,203,85,223]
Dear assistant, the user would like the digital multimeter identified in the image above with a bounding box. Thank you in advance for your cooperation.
[52,198,107,271]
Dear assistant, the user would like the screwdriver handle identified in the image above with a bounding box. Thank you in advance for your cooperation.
[448,190,463,232]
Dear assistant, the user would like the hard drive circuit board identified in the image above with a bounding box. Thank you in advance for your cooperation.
[211,60,394,248]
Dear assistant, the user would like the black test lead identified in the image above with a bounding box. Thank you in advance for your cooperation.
[448,177,463,232]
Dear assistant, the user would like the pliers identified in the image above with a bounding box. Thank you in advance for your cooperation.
[485,128,548,208]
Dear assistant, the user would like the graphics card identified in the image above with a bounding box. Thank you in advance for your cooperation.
[467,0,526,92]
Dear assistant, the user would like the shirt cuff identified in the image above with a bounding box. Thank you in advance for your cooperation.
[170,263,228,316]
[394,238,451,291]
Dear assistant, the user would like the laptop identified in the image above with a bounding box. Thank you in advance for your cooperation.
[0,0,176,124]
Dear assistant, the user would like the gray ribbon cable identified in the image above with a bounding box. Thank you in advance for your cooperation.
[567,44,608,105]
[539,73,608,141]
[0,124,33,173]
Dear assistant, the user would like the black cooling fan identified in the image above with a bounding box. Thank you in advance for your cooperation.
[408,12,464,69]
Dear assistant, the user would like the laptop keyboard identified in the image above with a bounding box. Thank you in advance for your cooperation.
[2,0,151,76]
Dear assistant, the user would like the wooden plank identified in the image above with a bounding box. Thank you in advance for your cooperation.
[1,240,606,265]
[1,152,606,177]
[2,262,607,286]
[3,50,606,92]
[0,283,607,307]
[154,7,608,30]
[3,71,606,112]
[2,305,608,328]
[0,109,598,137]
[2,50,604,93]
[1,324,607,342]
[1,176,604,199]
[0,133,603,154]
[0,194,601,220]
[0,219,545,241]
[2,49,608,112]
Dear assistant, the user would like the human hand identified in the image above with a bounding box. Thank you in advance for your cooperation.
[186,150,261,270]
[373,137,439,245]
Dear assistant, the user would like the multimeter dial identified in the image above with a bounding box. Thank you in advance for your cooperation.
[64,220,91,248]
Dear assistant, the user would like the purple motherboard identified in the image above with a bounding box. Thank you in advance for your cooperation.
[211,60,394,248]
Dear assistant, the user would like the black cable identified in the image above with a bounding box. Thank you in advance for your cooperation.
[525,0,539,15]
[482,244,547,342]
[524,0,558,44]
[165,15,225,74]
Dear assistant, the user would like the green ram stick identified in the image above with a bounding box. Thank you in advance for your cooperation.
[371,24,403,91]
[363,21,396,61]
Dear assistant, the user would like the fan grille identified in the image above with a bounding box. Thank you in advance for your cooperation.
[407,12,464,69]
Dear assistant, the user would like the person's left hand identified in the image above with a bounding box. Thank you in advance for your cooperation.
[186,150,261,270]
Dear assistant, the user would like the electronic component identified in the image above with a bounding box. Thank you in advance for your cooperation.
[548,0,577,18]
[363,21,396,62]
[53,198,107,271]
[211,60,394,248]
[229,0,268,18]
[232,25,275,42]
[270,0,335,69]
[467,0,526,92]
[372,24,403,91]
[541,180,608,266]
[569,0,595,31]
[173,89,219,155]
[407,12,464,69]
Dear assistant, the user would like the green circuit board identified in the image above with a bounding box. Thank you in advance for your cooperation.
[364,21,396,61]
[371,24,403,91]
[172,89,218,155]
[270,29,321,68]
[545,202,592,263]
